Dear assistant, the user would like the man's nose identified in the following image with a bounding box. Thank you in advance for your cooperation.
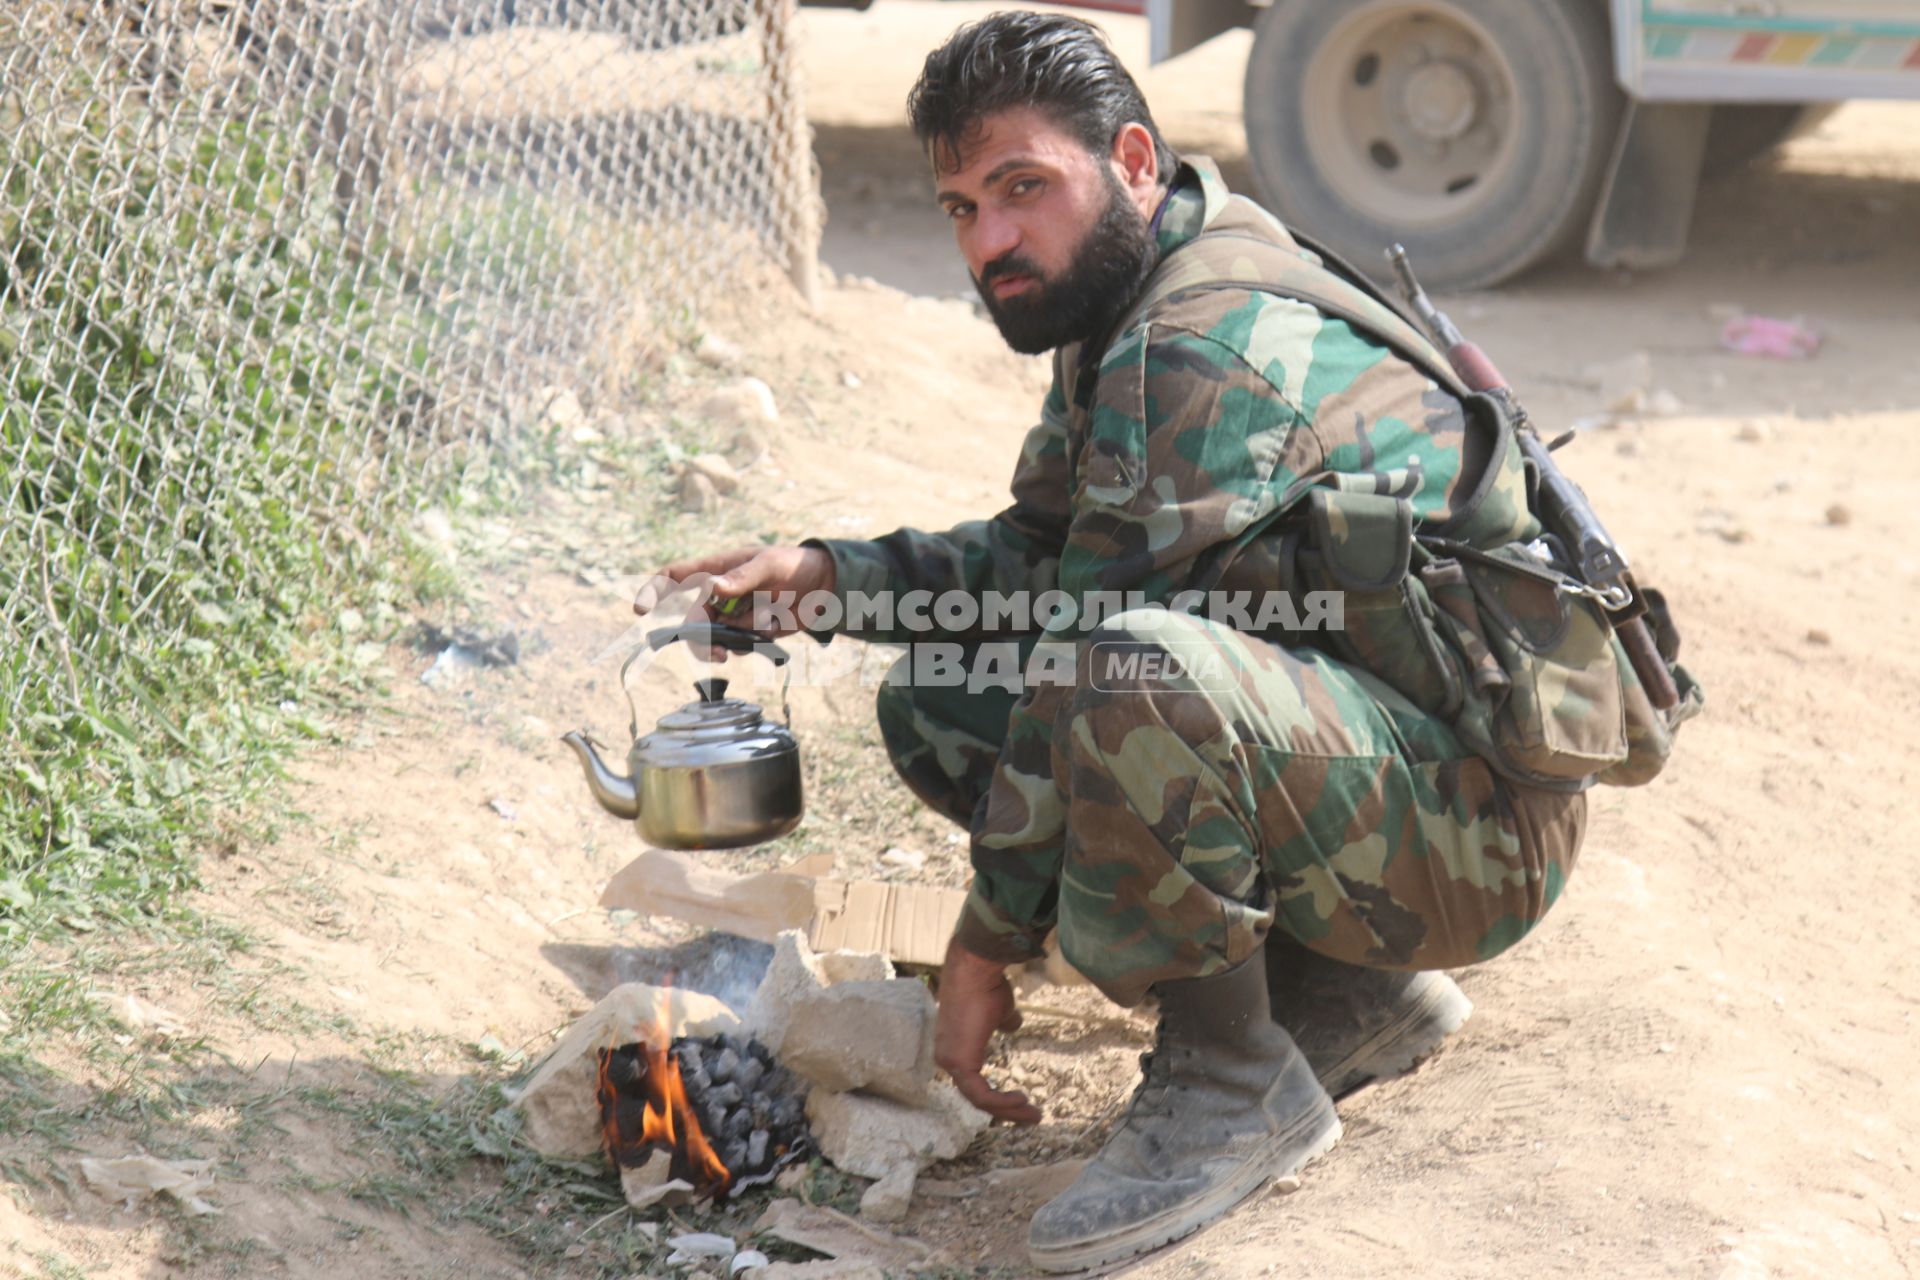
[968,207,1022,272]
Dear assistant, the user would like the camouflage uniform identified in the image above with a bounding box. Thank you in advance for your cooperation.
[808,158,1587,1007]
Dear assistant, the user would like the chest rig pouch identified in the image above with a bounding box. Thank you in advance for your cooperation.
[1104,204,1699,792]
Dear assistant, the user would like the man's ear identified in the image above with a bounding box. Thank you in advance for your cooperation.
[1110,122,1161,214]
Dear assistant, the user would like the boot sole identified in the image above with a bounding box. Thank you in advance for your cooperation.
[1320,972,1473,1100]
[1025,1095,1343,1274]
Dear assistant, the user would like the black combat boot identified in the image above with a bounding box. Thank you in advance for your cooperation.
[1264,933,1474,1100]
[1026,957,1341,1273]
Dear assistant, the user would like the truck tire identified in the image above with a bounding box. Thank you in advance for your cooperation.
[1243,0,1624,289]
[1701,103,1841,178]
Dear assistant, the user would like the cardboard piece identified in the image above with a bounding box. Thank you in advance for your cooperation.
[600,850,967,968]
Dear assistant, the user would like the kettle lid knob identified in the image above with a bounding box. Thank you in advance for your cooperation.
[693,676,729,704]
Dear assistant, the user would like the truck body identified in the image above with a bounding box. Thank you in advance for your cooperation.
[1121,0,1920,284]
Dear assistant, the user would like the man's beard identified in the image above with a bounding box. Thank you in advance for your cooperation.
[972,173,1160,357]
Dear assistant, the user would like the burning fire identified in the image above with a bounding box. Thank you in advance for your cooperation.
[595,1006,730,1196]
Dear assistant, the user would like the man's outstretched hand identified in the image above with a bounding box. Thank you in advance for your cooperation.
[632,545,836,653]
[934,936,1043,1126]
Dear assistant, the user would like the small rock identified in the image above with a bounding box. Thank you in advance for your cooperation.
[414,508,456,552]
[774,1164,810,1193]
[1269,1175,1303,1196]
[840,371,862,389]
[680,471,720,514]
[337,607,366,635]
[1645,389,1683,416]
[539,387,585,433]
[571,421,604,445]
[727,426,772,469]
[1825,502,1852,527]
[488,797,517,821]
[702,378,779,430]
[1582,351,1652,415]
[1806,628,1832,646]
[687,452,742,495]
[731,1251,770,1275]
[859,1163,916,1224]
[879,846,925,872]
[1736,420,1771,443]
[696,332,745,370]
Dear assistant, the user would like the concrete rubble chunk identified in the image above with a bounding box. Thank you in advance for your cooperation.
[702,377,779,430]
[679,469,720,514]
[747,931,892,1055]
[512,983,741,1160]
[695,332,744,370]
[806,1081,989,1179]
[858,1162,916,1224]
[779,979,935,1104]
[686,452,742,495]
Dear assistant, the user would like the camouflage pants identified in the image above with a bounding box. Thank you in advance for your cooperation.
[874,609,1586,1006]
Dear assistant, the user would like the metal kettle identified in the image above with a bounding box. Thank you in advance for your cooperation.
[562,622,802,850]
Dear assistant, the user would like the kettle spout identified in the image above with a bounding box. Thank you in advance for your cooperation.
[561,731,639,819]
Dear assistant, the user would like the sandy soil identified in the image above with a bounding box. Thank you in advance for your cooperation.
[7,4,1920,1278]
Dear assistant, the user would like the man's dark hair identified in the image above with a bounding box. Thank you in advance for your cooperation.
[907,12,1175,177]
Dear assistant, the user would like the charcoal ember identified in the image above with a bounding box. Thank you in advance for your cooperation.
[671,1033,814,1200]
[710,1047,741,1085]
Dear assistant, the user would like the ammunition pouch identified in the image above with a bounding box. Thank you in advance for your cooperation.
[1292,484,1700,792]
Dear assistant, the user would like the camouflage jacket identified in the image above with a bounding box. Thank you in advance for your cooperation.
[807,158,1510,962]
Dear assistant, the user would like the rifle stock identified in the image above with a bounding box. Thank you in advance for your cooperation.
[1387,247,1680,711]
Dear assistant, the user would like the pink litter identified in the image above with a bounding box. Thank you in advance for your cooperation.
[1720,315,1822,360]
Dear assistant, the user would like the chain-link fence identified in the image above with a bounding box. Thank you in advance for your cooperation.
[0,0,819,913]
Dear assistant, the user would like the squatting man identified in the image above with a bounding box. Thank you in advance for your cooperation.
[636,13,1634,1271]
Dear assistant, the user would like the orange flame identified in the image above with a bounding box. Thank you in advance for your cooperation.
[595,999,730,1196]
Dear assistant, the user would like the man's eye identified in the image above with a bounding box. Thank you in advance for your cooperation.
[1010,178,1041,198]
[946,203,974,220]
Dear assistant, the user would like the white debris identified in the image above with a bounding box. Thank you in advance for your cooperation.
[666,1232,738,1266]
[80,1155,219,1216]
[878,847,924,873]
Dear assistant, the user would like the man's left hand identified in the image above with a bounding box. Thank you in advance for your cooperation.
[934,936,1043,1125]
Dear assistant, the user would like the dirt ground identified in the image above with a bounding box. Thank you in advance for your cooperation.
[7,4,1920,1278]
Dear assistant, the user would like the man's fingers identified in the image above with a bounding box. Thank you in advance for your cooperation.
[950,1069,1042,1126]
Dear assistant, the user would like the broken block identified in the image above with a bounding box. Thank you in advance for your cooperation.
[805,1081,988,1179]
[778,979,935,1105]
[858,1162,916,1224]
[747,930,892,1055]
[513,983,741,1160]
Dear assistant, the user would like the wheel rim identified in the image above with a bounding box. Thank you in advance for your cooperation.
[1298,2,1521,229]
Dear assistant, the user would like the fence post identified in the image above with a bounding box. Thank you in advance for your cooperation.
[758,0,821,309]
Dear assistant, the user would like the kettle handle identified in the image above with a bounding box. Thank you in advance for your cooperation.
[645,622,791,666]
[618,623,793,738]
